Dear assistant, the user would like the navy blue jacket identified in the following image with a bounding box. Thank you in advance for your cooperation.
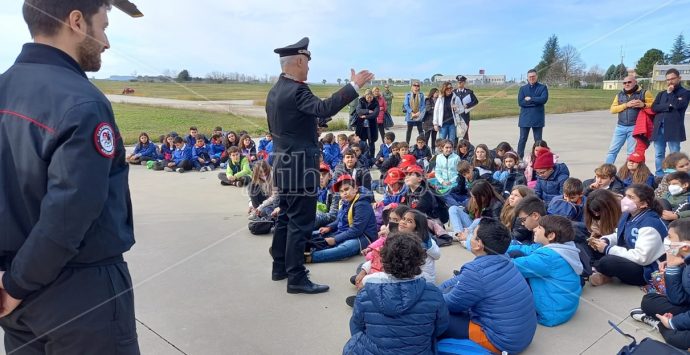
[652,85,689,142]
[665,256,690,330]
[0,44,135,299]
[344,275,448,355]
[535,163,570,204]
[327,187,378,246]
[518,82,549,127]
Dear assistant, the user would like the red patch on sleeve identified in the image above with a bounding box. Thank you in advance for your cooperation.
[94,122,116,158]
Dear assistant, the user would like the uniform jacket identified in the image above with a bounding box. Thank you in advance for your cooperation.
[266,75,358,192]
[664,256,690,330]
[507,242,583,326]
[0,43,135,299]
[375,143,392,164]
[652,85,689,142]
[411,145,432,161]
[192,144,210,161]
[439,255,537,353]
[172,144,192,165]
[403,91,426,123]
[160,144,174,161]
[344,274,448,355]
[323,143,342,170]
[209,142,225,159]
[454,87,479,123]
[258,138,273,153]
[133,142,157,158]
[535,163,570,204]
[518,82,549,127]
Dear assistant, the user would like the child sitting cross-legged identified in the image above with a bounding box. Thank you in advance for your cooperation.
[548,177,586,222]
[439,218,537,354]
[218,146,251,187]
[506,215,583,326]
[344,232,449,355]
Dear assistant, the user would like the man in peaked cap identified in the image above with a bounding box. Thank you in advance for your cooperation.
[266,37,374,294]
[454,75,479,141]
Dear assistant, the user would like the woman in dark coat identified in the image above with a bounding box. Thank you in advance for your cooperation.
[356,89,380,157]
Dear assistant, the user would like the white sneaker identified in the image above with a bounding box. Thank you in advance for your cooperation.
[164,167,173,172]
[176,168,184,173]
[630,308,660,330]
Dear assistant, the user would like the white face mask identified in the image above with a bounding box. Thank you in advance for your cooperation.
[620,196,638,214]
[669,184,685,196]
[664,238,687,256]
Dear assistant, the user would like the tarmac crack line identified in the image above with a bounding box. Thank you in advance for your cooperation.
[136,318,189,355]
[578,317,626,354]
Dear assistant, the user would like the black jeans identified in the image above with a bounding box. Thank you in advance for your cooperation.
[517,126,544,159]
[271,192,318,285]
[424,129,438,152]
[594,254,647,286]
[641,294,690,350]
[406,121,423,144]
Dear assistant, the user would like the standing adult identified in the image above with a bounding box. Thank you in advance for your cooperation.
[403,81,425,144]
[454,75,479,141]
[517,69,549,159]
[605,76,653,164]
[356,89,379,157]
[372,87,388,146]
[266,37,373,294]
[433,81,461,145]
[651,68,689,176]
[383,84,394,125]
[423,88,439,151]
[0,1,140,353]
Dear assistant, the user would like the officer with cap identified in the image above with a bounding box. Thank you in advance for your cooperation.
[0,1,141,353]
[454,75,479,141]
[267,37,374,294]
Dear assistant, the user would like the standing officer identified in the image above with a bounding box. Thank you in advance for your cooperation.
[267,37,374,294]
[453,75,479,141]
[0,1,141,353]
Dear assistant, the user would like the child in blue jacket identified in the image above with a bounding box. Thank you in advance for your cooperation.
[165,136,193,173]
[192,134,213,172]
[257,132,273,164]
[321,133,342,170]
[208,134,225,168]
[534,148,570,204]
[507,215,583,326]
[548,177,586,222]
[439,218,537,354]
[127,132,158,165]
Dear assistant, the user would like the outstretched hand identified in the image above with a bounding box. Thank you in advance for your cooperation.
[350,69,375,89]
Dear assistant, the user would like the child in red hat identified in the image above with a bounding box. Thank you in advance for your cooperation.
[618,152,655,187]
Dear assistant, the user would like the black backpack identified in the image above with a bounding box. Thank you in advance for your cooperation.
[610,320,688,354]
[428,186,450,224]
[248,217,274,235]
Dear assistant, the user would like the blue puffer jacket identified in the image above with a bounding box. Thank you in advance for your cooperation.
[665,255,690,330]
[547,195,585,222]
[172,144,192,165]
[344,275,449,355]
[440,255,537,354]
[507,242,583,326]
[535,163,570,204]
[327,187,378,246]
[133,142,157,158]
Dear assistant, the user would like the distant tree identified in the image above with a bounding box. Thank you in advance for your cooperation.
[206,71,227,83]
[322,79,327,85]
[344,78,350,85]
[615,63,628,80]
[176,69,191,82]
[557,44,585,85]
[430,73,443,82]
[423,78,431,84]
[387,78,393,84]
[635,49,665,77]
[337,78,342,86]
[667,33,688,64]
[604,64,617,80]
[583,65,604,85]
[535,34,560,83]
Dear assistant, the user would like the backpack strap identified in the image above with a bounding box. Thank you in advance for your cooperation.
[608,320,637,347]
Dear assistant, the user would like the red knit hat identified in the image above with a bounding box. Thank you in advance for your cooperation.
[533,149,555,169]
[628,152,645,163]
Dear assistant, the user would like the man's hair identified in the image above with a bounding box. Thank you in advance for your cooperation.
[384,132,396,142]
[23,0,112,37]
[381,232,425,279]
[476,218,511,255]
[538,215,575,244]
[398,142,409,149]
[595,163,617,178]
[515,196,546,216]
[527,69,537,75]
[669,219,690,242]
[173,136,184,144]
[227,146,240,154]
[666,68,680,77]
[667,171,690,186]
[563,178,584,196]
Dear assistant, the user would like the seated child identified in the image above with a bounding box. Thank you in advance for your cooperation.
[655,152,690,199]
[398,141,410,158]
[507,215,583,326]
[337,133,349,155]
[456,139,474,163]
[349,134,370,167]
[185,126,199,147]
[218,146,251,187]
[257,132,273,164]
[632,220,690,350]
[512,195,546,245]
[308,175,377,263]
[439,218,537,354]
[379,167,408,207]
[239,134,258,165]
[428,140,459,194]
[548,177,585,222]
[322,132,342,170]
[379,142,401,175]
[315,163,338,228]
[411,135,432,167]
[533,148,570,204]
[208,134,225,168]
[127,132,158,165]
[247,160,276,218]
[583,163,626,197]
[618,152,655,187]
[445,161,477,207]
[660,171,690,224]
[192,134,214,171]
[344,232,448,355]
[398,209,441,283]
[374,132,395,168]
[164,136,193,173]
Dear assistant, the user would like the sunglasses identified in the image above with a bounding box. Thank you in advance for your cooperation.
[412,84,420,87]
[623,81,633,84]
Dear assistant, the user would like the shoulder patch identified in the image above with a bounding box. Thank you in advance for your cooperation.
[94,122,116,158]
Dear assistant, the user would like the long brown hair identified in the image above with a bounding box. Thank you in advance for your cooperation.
[472,144,497,171]
[468,180,504,218]
[250,160,273,195]
[500,185,534,229]
[618,161,652,185]
[585,189,622,236]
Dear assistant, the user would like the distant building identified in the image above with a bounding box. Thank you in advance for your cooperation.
[434,72,506,85]
[652,64,690,90]
[108,75,137,81]
[603,80,624,91]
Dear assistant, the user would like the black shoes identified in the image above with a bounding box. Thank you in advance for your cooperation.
[272,272,288,281]
[346,295,356,307]
[350,275,357,285]
[287,280,329,294]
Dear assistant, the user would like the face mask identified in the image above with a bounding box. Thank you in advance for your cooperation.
[664,238,685,256]
[388,222,399,233]
[620,196,638,214]
[669,184,685,196]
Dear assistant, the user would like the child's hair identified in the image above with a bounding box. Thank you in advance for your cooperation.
[618,160,652,185]
[469,180,504,218]
[398,142,409,149]
[384,132,396,142]
[667,171,690,186]
[584,189,621,235]
[495,142,513,154]
[337,133,348,143]
[457,160,473,175]
[381,232,426,279]
[225,131,238,148]
[538,215,575,244]
[348,134,357,144]
[416,135,425,143]
[250,160,273,194]
[195,133,205,141]
[239,134,252,149]
[237,130,248,136]
[669,219,690,241]
[627,184,664,215]
[211,133,222,142]
[500,185,535,228]
[173,136,184,144]
[136,132,150,148]
[214,126,223,132]
[440,140,453,149]
[189,126,198,131]
[476,218,511,255]
[435,139,446,151]
[472,144,497,170]
[502,151,520,167]
[393,204,411,221]
[457,139,471,150]
[514,196,547,217]
[594,163,617,178]
[663,152,690,170]
[343,148,356,158]
[404,209,429,243]
[158,134,166,144]
[427,87,439,98]
[390,142,401,151]
[563,178,584,197]
[227,146,240,155]
[530,140,549,164]
[322,133,334,144]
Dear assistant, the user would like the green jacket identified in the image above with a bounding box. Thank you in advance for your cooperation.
[383,89,394,109]
[667,191,690,219]
[226,157,251,178]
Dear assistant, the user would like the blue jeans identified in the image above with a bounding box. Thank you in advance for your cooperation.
[517,126,543,159]
[653,126,682,176]
[439,123,457,146]
[448,206,473,234]
[444,192,468,207]
[605,124,636,164]
[311,236,363,263]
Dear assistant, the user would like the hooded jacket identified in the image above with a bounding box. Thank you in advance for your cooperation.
[326,187,378,246]
[344,274,448,355]
[535,163,570,204]
[507,242,583,326]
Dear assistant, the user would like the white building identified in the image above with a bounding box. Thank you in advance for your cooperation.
[434,73,506,85]
[651,64,690,90]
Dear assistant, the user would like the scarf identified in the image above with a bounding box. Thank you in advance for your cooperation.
[410,93,420,113]
[624,85,640,95]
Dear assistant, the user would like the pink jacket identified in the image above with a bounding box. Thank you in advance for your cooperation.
[376,95,387,124]
[365,235,387,274]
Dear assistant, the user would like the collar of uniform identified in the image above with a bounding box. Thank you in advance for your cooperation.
[15,43,87,79]
[281,73,303,83]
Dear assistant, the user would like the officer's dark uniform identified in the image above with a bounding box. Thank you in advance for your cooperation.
[266,38,359,291]
[0,44,139,354]
[454,75,479,141]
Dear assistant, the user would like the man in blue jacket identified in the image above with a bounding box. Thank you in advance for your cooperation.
[0,1,140,353]
[517,69,549,158]
[651,68,689,176]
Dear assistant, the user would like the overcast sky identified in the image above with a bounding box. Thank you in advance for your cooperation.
[1,0,689,82]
